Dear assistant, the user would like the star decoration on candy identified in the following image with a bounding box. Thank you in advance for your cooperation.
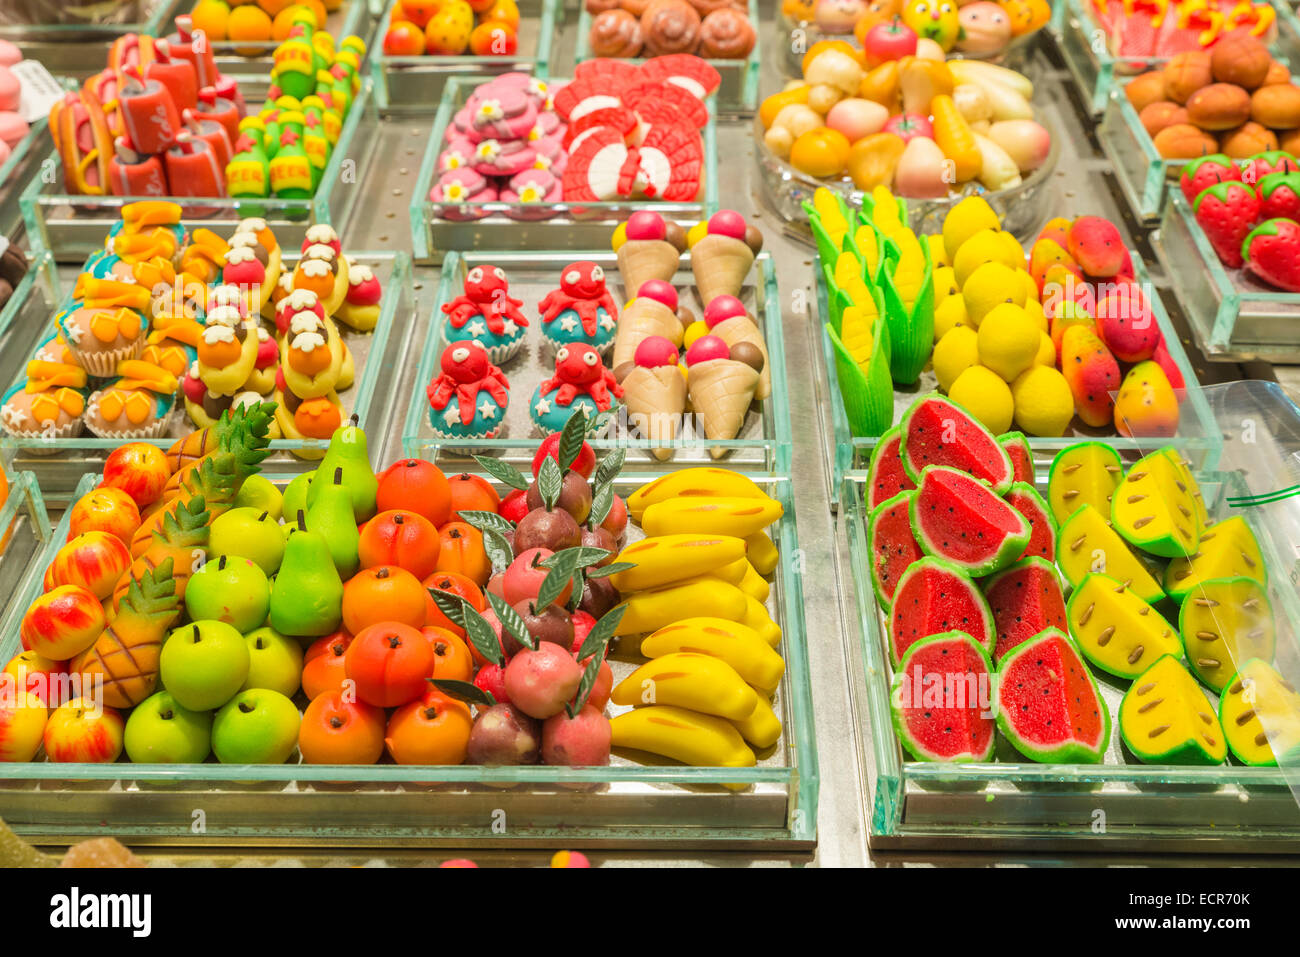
[599,314,615,331]
[465,319,487,336]
[558,315,578,332]
[534,397,551,415]
[443,404,463,427]
[478,399,499,419]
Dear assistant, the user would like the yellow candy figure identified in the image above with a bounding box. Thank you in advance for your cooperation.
[902,0,962,51]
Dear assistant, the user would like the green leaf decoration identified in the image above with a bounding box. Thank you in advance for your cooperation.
[473,454,530,491]
[537,455,563,511]
[592,447,625,488]
[541,546,612,573]
[534,562,572,613]
[829,285,852,336]
[481,528,514,572]
[463,600,511,661]
[827,323,893,438]
[486,591,532,653]
[431,678,495,708]
[578,604,626,662]
[588,481,614,529]
[568,652,605,717]
[429,589,467,628]
[586,561,636,580]
[569,568,586,612]
[558,411,588,473]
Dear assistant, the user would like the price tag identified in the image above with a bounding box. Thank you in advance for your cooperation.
[11,60,64,124]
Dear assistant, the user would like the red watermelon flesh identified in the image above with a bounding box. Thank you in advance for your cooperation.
[890,632,996,762]
[902,394,1014,493]
[889,557,994,664]
[996,628,1109,763]
[981,557,1067,662]
[1005,482,1057,562]
[868,491,922,608]
[867,427,916,510]
[910,466,1031,577]
[622,81,709,129]
[998,432,1035,485]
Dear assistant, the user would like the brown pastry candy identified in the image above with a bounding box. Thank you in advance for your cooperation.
[1210,33,1271,90]
[1139,101,1189,137]
[1152,123,1218,159]
[621,0,653,15]
[743,223,764,255]
[641,0,702,56]
[698,6,755,59]
[1250,83,1300,129]
[1262,60,1292,87]
[1219,120,1278,158]
[1185,83,1251,131]
[590,8,644,56]
[586,0,621,11]
[1163,51,1213,105]
[687,0,736,14]
[1125,71,1169,112]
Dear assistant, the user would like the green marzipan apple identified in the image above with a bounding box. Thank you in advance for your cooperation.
[123,691,212,764]
[211,689,301,764]
[241,626,304,698]
[233,474,284,521]
[185,555,271,632]
[208,507,287,576]
[160,620,251,712]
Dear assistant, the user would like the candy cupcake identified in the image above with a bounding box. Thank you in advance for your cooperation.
[59,301,149,378]
[84,359,177,439]
[1,359,88,443]
[538,261,619,355]
[336,258,382,332]
[426,340,510,441]
[440,264,530,363]
[530,342,623,435]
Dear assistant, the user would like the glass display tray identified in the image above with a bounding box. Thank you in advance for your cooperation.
[1155,186,1300,363]
[2,250,414,498]
[373,0,558,112]
[0,469,817,849]
[814,250,1222,507]
[401,249,792,473]
[0,116,52,238]
[1097,79,1189,223]
[409,75,719,264]
[20,76,377,264]
[0,1,186,79]
[573,0,760,115]
[0,249,61,400]
[755,114,1061,244]
[0,470,54,592]
[841,461,1300,850]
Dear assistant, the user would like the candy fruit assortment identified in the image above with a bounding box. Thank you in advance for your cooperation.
[1124,33,1300,160]
[189,0,339,48]
[810,187,1186,438]
[762,37,1051,194]
[1086,0,1275,59]
[873,394,1292,767]
[586,0,757,61]
[1183,149,1300,291]
[382,0,523,57]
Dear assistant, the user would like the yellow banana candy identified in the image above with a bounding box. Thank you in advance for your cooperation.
[640,617,785,692]
[613,578,748,635]
[731,693,782,750]
[713,557,749,585]
[628,469,773,523]
[611,652,759,721]
[742,595,782,648]
[610,705,757,769]
[738,562,770,603]
[610,534,747,592]
[745,531,779,577]
[640,496,784,539]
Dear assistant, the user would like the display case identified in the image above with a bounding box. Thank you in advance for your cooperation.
[0,470,54,592]
[1097,83,1182,223]
[401,248,791,473]
[814,250,1223,506]
[0,117,51,237]
[0,1,186,79]
[1,250,414,498]
[372,0,558,112]
[572,0,760,115]
[0,248,60,396]
[1155,187,1300,363]
[841,458,1300,850]
[0,467,817,849]
[20,77,378,263]
[409,76,719,263]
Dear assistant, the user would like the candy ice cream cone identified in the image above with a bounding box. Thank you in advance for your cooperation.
[617,240,681,294]
[691,233,754,303]
[687,357,758,458]
[622,364,687,462]
[612,279,684,371]
[710,315,770,401]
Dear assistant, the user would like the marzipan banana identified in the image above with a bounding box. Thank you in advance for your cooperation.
[610,534,747,592]
[738,561,770,602]
[641,496,784,538]
[628,469,773,523]
[742,594,782,648]
[640,617,785,691]
[745,531,780,577]
[613,578,748,635]
[730,693,782,750]
[611,652,759,721]
[610,705,757,768]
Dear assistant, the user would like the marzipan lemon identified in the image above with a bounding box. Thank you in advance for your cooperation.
[942,195,1000,263]
[1011,365,1074,436]
[963,261,1026,327]
[949,365,1014,434]
[933,326,980,392]
[933,295,969,340]
[977,303,1040,381]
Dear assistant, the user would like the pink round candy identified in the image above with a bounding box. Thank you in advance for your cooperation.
[626,210,667,242]
[0,67,18,114]
[0,40,21,68]
[686,335,730,366]
[634,335,679,368]
[637,279,677,310]
[703,295,747,328]
[709,209,747,240]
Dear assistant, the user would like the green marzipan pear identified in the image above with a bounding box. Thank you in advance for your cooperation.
[269,511,344,639]
[281,471,312,522]
[305,417,377,523]
[306,467,361,579]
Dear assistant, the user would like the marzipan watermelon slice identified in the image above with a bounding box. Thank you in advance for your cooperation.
[888,556,994,664]
[1219,659,1300,766]
[866,426,916,510]
[996,628,1110,763]
[900,393,1014,493]
[1005,481,1056,562]
[867,491,922,608]
[1119,655,1225,765]
[981,557,1066,663]
[1046,441,1122,526]
[998,431,1035,485]
[890,631,996,762]
[910,465,1030,577]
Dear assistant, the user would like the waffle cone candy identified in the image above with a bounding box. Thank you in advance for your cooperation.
[687,357,758,457]
[613,294,684,370]
[691,233,753,302]
[710,314,770,400]
[617,240,680,294]
[622,364,687,461]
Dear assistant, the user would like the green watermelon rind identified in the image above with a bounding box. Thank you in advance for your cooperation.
[1005,481,1058,562]
[997,431,1035,485]
[1056,502,1167,605]
[1064,572,1182,680]
[1046,441,1122,526]
[899,393,1014,494]
[1177,575,1276,693]
[867,490,919,611]
[1118,654,1225,766]
[909,465,1031,578]
[890,630,996,763]
[981,556,1065,662]
[889,555,996,664]
[866,426,913,511]
[1109,449,1201,560]
[995,627,1111,764]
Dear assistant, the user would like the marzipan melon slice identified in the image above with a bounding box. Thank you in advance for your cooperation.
[1120,655,1226,765]
[866,426,916,510]
[1056,503,1165,604]
[998,431,1034,485]
[910,465,1030,577]
[995,628,1109,763]
[1046,442,1122,526]
[899,393,1013,493]
[1219,659,1300,766]
[888,556,994,664]
[890,631,996,762]
[981,557,1067,663]
[1066,573,1182,679]
[1005,482,1056,562]
[1159,448,1209,527]
[1165,517,1266,602]
[867,491,923,608]
[1179,577,1275,692]
[1110,449,1201,558]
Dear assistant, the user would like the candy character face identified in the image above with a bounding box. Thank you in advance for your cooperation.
[814,0,868,32]
[902,0,961,49]
[441,341,490,381]
[464,265,510,303]
[958,2,1011,52]
[555,344,603,385]
[560,262,607,299]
